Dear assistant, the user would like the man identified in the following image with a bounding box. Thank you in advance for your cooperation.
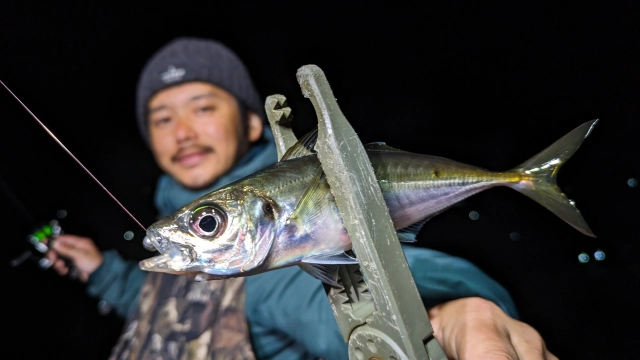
[47,37,556,359]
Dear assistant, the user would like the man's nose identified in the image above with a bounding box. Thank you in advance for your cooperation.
[174,116,197,142]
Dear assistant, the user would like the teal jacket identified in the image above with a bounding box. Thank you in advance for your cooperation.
[87,128,518,359]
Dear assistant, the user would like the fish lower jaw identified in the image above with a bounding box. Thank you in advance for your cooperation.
[138,245,192,273]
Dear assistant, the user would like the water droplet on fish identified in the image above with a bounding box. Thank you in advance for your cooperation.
[509,232,521,241]
[469,211,479,220]
[123,231,134,240]
[594,249,606,261]
[578,252,590,263]
[628,178,638,187]
[57,209,67,218]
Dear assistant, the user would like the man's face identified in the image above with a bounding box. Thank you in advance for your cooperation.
[148,82,262,189]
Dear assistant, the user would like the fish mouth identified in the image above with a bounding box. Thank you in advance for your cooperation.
[138,230,196,273]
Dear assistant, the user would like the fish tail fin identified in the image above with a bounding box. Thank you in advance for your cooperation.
[508,119,598,237]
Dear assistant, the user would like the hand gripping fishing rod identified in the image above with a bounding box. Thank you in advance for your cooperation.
[1,173,76,274]
[265,65,446,360]
[0,170,86,281]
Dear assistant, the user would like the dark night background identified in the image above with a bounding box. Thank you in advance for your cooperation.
[1,1,638,359]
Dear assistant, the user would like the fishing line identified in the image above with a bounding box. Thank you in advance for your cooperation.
[0,80,147,231]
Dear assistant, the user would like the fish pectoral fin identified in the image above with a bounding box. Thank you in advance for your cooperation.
[281,127,318,160]
[301,251,359,265]
[298,263,341,287]
[287,166,328,229]
[298,252,358,286]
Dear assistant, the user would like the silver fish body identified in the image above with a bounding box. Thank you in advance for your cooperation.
[140,120,598,284]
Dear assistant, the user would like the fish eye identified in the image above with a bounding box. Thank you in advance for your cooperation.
[189,206,225,238]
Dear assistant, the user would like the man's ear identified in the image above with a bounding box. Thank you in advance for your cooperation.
[247,111,263,142]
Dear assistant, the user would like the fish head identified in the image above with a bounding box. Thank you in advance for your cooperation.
[139,186,281,279]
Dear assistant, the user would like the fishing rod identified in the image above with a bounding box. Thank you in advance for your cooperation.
[1,174,117,313]
[1,80,158,257]
[1,172,78,276]
[1,77,152,275]
[0,80,147,232]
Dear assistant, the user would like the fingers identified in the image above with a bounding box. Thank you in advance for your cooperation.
[50,234,93,259]
[53,258,69,276]
[51,240,83,260]
[79,272,89,283]
[45,251,65,275]
[428,297,556,360]
[455,322,519,360]
[50,234,103,280]
[42,234,103,282]
[53,234,95,250]
[45,249,58,263]
[510,321,557,360]
[456,320,555,360]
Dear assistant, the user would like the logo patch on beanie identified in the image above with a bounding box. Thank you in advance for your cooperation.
[160,65,186,83]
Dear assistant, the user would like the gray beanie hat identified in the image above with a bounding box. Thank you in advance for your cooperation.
[136,37,263,144]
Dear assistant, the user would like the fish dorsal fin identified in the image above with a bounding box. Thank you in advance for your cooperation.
[281,127,318,161]
[364,142,408,152]
[286,165,327,230]
[301,251,359,265]
[396,217,431,242]
[298,263,341,287]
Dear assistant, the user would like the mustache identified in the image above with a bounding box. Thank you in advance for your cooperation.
[171,145,214,163]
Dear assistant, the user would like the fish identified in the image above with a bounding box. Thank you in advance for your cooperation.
[139,119,598,286]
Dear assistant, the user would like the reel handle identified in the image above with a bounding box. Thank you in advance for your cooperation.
[28,219,79,279]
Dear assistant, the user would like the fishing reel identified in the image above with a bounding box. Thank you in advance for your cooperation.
[28,220,62,253]
[10,217,80,279]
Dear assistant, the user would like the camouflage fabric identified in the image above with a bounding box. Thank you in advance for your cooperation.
[109,272,255,360]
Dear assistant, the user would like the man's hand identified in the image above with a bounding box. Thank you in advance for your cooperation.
[46,234,103,283]
[428,297,558,360]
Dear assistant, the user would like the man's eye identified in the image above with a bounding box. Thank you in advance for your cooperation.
[152,117,171,126]
[197,106,215,114]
